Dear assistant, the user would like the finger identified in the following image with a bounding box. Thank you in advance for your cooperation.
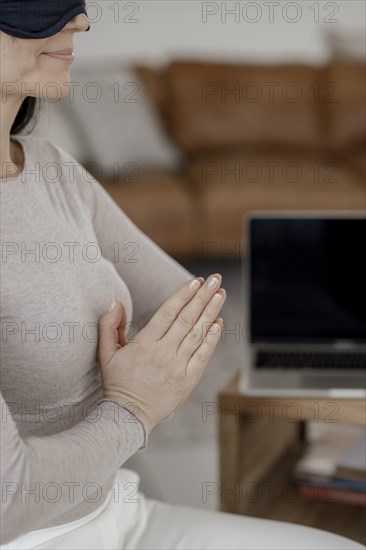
[144,276,205,341]
[98,298,125,368]
[117,300,127,346]
[177,288,226,363]
[186,318,223,379]
[163,274,223,348]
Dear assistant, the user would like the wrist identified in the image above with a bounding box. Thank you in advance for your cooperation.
[98,398,150,449]
[101,393,154,436]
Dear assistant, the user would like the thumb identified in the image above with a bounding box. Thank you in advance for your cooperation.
[98,298,127,368]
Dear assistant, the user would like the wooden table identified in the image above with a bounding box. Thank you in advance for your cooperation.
[218,373,366,545]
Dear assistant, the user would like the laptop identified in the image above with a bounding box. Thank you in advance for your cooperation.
[239,211,366,397]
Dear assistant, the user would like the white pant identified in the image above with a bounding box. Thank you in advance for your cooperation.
[3,468,363,550]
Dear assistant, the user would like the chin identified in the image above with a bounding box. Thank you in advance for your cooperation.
[38,83,71,100]
[39,74,72,100]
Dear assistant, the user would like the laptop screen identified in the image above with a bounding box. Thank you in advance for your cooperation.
[249,216,366,343]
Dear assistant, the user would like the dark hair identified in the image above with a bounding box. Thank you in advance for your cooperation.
[11,97,41,135]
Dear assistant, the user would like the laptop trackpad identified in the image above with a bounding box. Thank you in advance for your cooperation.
[301,376,360,389]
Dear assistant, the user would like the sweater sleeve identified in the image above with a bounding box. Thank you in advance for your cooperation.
[0,390,145,544]
[57,142,196,331]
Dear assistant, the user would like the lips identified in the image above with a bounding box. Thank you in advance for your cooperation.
[42,49,74,62]
[43,49,73,55]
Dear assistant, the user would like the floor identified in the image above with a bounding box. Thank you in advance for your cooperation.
[124,258,244,511]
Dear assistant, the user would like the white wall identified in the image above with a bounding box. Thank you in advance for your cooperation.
[72,0,365,67]
[36,0,365,159]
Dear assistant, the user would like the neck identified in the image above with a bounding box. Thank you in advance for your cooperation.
[0,94,24,179]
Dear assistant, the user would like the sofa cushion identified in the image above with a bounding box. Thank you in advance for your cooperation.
[98,170,202,257]
[134,64,167,119]
[165,61,323,154]
[201,176,365,256]
[186,153,365,257]
[345,150,366,180]
[324,61,366,152]
[187,152,364,188]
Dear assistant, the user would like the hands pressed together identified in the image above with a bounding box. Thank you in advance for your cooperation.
[97,274,226,435]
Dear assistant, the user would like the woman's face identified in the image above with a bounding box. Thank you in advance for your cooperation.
[0,13,89,101]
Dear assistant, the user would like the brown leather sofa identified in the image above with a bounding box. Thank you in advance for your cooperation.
[92,59,365,260]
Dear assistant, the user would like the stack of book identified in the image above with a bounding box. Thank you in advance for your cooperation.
[293,425,366,507]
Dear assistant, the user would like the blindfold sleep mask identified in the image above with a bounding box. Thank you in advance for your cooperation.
[0,1,90,39]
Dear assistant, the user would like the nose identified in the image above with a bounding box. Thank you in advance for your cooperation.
[63,13,90,33]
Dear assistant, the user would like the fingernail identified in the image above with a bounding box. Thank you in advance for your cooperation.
[208,276,220,290]
[208,323,220,334]
[189,278,201,292]
[211,292,222,306]
[107,297,116,312]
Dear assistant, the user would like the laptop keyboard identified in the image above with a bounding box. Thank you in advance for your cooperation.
[256,351,366,369]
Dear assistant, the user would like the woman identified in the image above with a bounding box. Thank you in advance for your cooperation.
[0,3,362,549]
